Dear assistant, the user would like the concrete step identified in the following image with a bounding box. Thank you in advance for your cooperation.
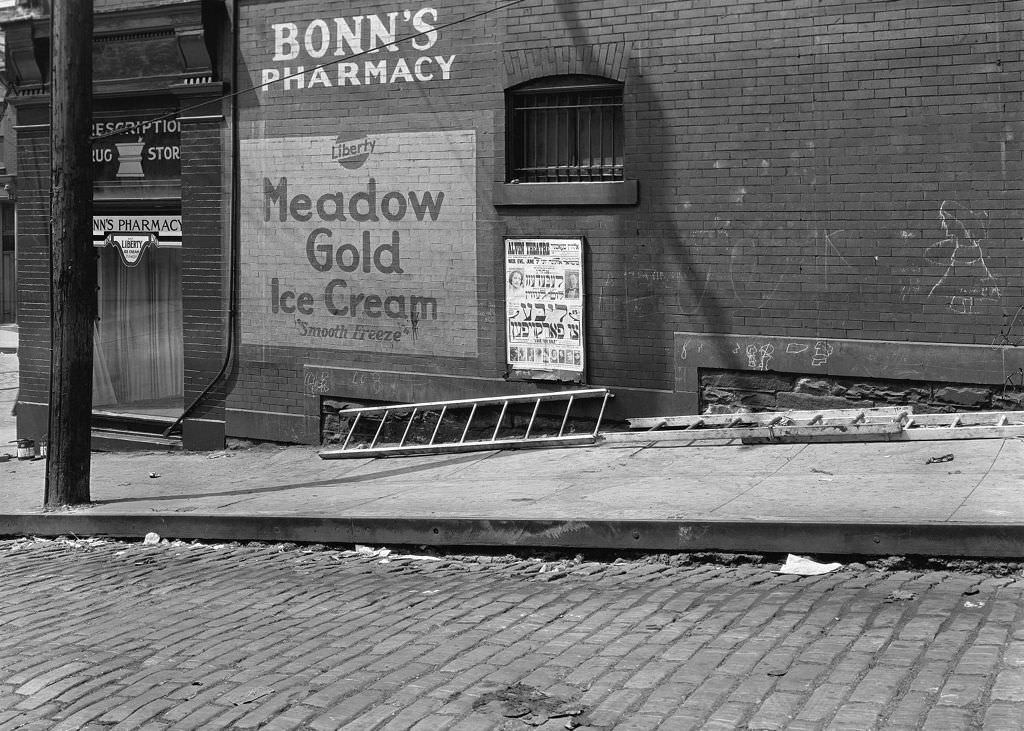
[91,427,181,452]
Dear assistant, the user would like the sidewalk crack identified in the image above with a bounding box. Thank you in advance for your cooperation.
[946,438,1006,521]
[709,443,809,514]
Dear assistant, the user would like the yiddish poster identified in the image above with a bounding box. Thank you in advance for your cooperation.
[504,237,584,382]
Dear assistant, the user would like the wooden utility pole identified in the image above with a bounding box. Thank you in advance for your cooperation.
[45,0,94,507]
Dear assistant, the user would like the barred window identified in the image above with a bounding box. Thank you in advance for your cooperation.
[507,75,624,183]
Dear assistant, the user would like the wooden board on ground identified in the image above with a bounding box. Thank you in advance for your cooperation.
[623,407,1024,444]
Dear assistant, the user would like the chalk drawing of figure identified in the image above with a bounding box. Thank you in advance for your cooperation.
[925,201,1001,313]
[811,341,833,367]
[746,343,774,371]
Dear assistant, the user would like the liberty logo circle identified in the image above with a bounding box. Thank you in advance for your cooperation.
[332,133,375,169]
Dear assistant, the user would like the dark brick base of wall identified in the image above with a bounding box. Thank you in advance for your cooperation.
[700,369,1024,415]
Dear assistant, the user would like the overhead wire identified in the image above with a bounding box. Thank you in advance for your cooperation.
[157,0,530,437]
[90,0,531,143]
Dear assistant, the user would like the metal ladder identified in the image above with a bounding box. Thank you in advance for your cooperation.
[319,388,611,459]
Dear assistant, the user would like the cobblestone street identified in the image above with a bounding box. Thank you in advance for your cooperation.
[1,538,1024,730]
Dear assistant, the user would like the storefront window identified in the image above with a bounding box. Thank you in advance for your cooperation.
[92,216,183,417]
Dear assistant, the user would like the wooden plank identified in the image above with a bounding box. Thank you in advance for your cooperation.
[627,406,910,430]
[741,422,903,442]
[898,425,1024,441]
[905,411,1024,427]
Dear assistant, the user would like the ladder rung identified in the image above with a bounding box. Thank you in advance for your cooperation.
[341,412,361,450]
[429,406,447,445]
[492,401,509,442]
[369,412,388,449]
[399,408,417,447]
[460,404,478,444]
[524,399,541,440]
[593,391,610,437]
[558,396,574,437]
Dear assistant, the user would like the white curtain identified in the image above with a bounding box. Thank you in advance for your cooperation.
[93,246,182,408]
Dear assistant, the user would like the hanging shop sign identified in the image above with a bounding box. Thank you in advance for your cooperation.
[92,115,181,182]
[505,237,585,382]
[92,215,182,267]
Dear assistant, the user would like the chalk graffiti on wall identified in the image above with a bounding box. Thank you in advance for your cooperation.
[745,343,774,371]
[626,198,1010,325]
[721,339,831,371]
[715,336,835,373]
[811,340,834,367]
[925,201,1002,315]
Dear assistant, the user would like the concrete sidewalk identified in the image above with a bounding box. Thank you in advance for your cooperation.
[3,321,1024,557]
[2,428,1023,557]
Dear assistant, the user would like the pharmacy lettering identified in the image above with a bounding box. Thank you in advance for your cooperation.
[259,7,456,92]
[239,131,478,357]
[92,215,182,267]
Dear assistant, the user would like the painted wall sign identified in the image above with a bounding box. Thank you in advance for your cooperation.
[239,130,478,357]
[505,237,585,382]
[92,116,181,182]
[258,6,456,92]
[92,215,182,267]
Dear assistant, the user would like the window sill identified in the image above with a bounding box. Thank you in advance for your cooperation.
[493,180,638,206]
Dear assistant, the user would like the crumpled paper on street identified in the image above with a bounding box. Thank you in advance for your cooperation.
[776,553,843,576]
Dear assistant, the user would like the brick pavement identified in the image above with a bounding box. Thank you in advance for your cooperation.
[1,539,1023,730]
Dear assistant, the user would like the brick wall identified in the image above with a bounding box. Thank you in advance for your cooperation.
[12,124,51,437]
[180,111,226,443]
[229,0,1024,440]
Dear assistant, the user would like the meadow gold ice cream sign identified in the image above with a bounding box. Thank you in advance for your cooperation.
[239,130,478,357]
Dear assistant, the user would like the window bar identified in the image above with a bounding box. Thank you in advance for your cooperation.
[429,405,447,445]
[459,404,478,444]
[572,103,580,180]
[399,408,418,447]
[562,98,567,180]
[530,104,537,182]
[611,111,619,179]
[524,107,532,181]
[536,99,544,181]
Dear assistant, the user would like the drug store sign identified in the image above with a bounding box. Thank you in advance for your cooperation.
[92,116,180,182]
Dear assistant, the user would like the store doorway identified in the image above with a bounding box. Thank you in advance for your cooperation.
[92,215,183,419]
